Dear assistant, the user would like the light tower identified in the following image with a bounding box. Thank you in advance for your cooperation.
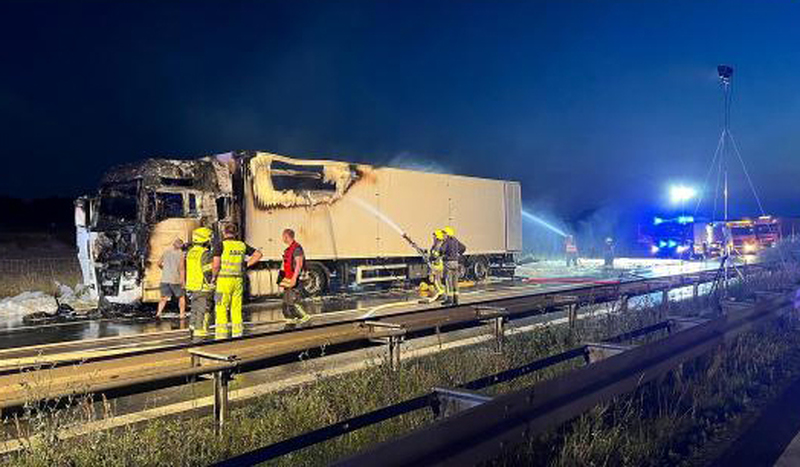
[718,65,733,225]
[694,65,766,297]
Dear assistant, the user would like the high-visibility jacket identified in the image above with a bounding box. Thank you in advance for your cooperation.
[186,244,214,292]
[219,240,247,278]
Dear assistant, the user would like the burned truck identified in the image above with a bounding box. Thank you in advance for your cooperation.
[76,151,522,305]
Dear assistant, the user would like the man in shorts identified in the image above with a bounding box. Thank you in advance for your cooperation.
[157,238,186,319]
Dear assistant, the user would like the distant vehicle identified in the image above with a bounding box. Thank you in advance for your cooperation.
[727,219,759,255]
[755,216,780,249]
[754,216,800,249]
[647,215,695,258]
[692,221,724,258]
[75,151,522,305]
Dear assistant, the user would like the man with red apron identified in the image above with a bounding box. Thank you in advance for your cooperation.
[279,228,310,325]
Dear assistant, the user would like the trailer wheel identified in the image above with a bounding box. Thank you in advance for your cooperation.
[469,256,490,281]
[302,263,329,297]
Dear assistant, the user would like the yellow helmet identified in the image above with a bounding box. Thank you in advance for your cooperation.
[434,229,445,240]
[444,226,455,236]
[192,227,212,244]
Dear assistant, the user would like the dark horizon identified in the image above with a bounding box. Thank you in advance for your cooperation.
[2,1,799,222]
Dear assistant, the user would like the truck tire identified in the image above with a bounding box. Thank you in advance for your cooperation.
[302,263,329,297]
[468,256,490,281]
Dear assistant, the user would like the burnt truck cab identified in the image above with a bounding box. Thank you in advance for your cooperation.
[76,157,234,305]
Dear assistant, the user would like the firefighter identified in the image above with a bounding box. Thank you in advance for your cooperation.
[212,224,262,338]
[604,237,615,269]
[565,235,579,267]
[278,228,311,325]
[185,227,214,338]
[427,229,446,301]
[441,226,466,306]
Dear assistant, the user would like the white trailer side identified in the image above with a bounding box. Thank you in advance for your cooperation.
[241,152,521,296]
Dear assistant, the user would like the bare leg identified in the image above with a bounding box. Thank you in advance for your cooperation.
[156,297,168,318]
[178,295,187,320]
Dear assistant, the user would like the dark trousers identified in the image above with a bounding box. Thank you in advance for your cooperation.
[282,287,307,319]
[444,260,460,302]
[566,252,578,267]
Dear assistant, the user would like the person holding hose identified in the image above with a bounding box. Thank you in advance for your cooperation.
[212,223,262,338]
[279,228,311,325]
[185,227,215,338]
[565,235,579,267]
[604,237,615,269]
[428,229,446,301]
[441,226,466,306]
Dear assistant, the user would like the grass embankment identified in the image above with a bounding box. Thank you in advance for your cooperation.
[3,294,670,467]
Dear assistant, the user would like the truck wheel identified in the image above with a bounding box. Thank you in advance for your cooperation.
[302,263,329,297]
[469,256,490,281]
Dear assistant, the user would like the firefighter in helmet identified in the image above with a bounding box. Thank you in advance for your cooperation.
[185,227,214,338]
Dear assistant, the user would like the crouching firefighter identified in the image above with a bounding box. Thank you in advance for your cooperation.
[212,224,262,338]
[441,226,466,306]
[278,228,311,325]
[427,229,446,302]
[186,227,215,338]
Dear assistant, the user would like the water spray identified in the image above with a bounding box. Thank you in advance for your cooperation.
[348,197,431,265]
[521,209,568,238]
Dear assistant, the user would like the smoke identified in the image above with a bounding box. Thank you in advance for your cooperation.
[573,204,637,257]
[521,200,637,259]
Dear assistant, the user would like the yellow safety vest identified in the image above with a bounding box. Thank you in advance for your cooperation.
[219,240,247,278]
[186,244,213,292]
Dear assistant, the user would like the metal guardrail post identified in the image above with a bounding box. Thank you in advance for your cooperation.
[188,349,239,434]
[362,321,407,370]
[474,306,507,353]
[552,295,579,329]
[568,303,578,328]
[387,335,402,370]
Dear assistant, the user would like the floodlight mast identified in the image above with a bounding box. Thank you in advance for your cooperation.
[718,65,733,225]
[717,64,734,292]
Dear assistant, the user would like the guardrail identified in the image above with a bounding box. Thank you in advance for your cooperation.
[210,286,794,466]
[338,289,794,466]
[213,322,672,467]
[0,264,774,426]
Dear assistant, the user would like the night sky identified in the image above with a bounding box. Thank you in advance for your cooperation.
[2,1,799,223]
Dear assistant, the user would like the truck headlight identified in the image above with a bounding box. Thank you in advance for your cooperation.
[744,243,756,253]
[676,245,689,253]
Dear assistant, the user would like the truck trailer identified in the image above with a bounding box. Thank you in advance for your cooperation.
[75,151,522,305]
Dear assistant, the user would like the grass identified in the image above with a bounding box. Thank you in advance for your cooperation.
[490,264,800,466]
[495,316,800,467]
[1,263,796,466]
[0,258,82,298]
